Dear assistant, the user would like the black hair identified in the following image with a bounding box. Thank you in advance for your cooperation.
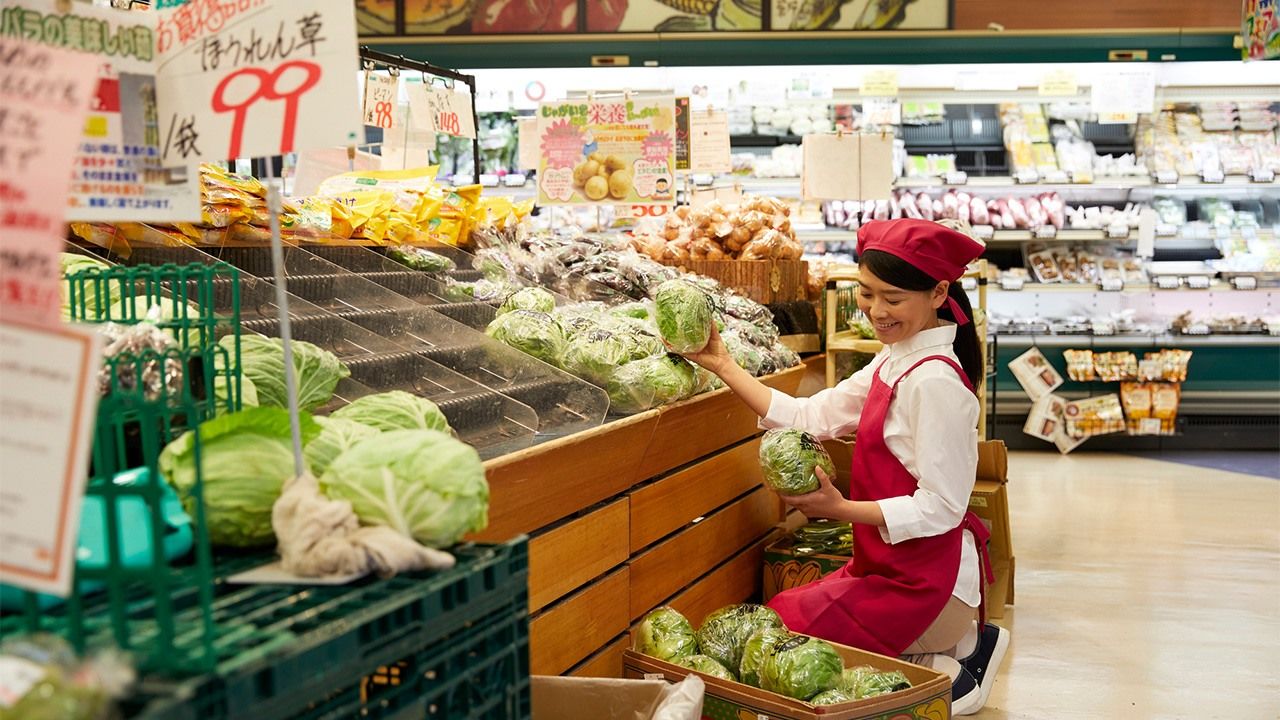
[858,249,982,392]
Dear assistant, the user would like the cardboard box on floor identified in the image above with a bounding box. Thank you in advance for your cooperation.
[624,642,950,720]
[768,440,1015,617]
[531,676,702,720]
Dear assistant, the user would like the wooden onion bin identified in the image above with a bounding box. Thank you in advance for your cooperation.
[664,259,810,305]
[470,365,806,677]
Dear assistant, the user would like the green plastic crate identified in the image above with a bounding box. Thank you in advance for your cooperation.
[122,537,530,720]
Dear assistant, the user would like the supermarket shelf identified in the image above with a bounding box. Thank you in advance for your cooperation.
[731,175,1280,198]
[827,331,884,354]
[994,333,1280,348]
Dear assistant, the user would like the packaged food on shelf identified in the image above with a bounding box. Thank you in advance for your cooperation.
[1063,349,1097,381]
[1064,394,1126,438]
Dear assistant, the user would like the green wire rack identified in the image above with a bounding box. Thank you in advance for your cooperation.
[3,261,242,675]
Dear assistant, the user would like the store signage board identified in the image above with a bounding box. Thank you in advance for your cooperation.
[362,72,398,129]
[860,69,899,97]
[3,0,200,222]
[0,321,103,597]
[0,37,98,326]
[536,96,677,206]
[1038,70,1079,97]
[859,133,894,201]
[689,109,732,174]
[154,0,363,163]
[1242,0,1280,60]
[675,97,691,172]
[517,117,540,171]
[408,84,477,139]
[1090,68,1156,117]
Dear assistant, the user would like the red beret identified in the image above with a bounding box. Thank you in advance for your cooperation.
[856,219,986,283]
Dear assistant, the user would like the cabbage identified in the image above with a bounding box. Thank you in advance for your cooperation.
[810,688,856,706]
[59,253,118,321]
[610,301,652,321]
[653,279,714,354]
[226,334,350,412]
[759,429,836,496]
[606,353,699,414]
[760,635,843,700]
[320,429,488,548]
[561,329,632,385]
[387,245,455,273]
[497,286,556,316]
[486,310,566,365]
[304,416,380,476]
[331,390,450,433]
[159,407,319,548]
[213,373,258,415]
[696,604,785,673]
[721,329,765,376]
[677,654,736,681]
[739,628,793,687]
[840,667,911,698]
[635,607,698,663]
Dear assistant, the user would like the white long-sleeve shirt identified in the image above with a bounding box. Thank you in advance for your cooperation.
[761,323,981,607]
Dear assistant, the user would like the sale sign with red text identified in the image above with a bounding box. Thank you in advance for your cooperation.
[407,82,477,139]
[154,0,362,163]
[362,71,398,129]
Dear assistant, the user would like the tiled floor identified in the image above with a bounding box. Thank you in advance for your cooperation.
[977,451,1280,719]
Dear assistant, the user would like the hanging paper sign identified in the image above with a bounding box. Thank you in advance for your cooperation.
[689,109,732,174]
[517,117,540,171]
[860,70,899,97]
[409,84,476,139]
[1090,69,1157,117]
[154,0,363,163]
[536,96,677,206]
[362,72,398,129]
[4,0,199,222]
[1038,69,1079,96]
[1242,0,1280,60]
[0,321,103,597]
[675,97,691,172]
[802,134,860,201]
[381,105,435,170]
[0,37,99,326]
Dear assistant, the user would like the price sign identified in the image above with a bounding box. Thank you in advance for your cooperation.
[1187,275,1211,289]
[0,322,103,596]
[0,37,99,326]
[1106,223,1131,239]
[1090,68,1156,116]
[1154,170,1180,185]
[689,109,731,174]
[944,170,969,185]
[1043,170,1071,184]
[155,0,363,162]
[1250,168,1276,183]
[1232,275,1258,291]
[1034,225,1058,239]
[1155,275,1181,290]
[1155,223,1179,237]
[362,72,398,129]
[1099,277,1125,292]
[1201,168,1225,184]
[409,84,476,139]
[1038,69,1079,96]
[1000,276,1026,291]
[860,70,899,97]
[972,224,995,240]
[1015,169,1041,184]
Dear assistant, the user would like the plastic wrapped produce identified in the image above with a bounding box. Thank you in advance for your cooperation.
[654,279,715,354]
[759,428,837,495]
[696,604,786,673]
[678,655,736,681]
[606,353,699,413]
[635,607,699,663]
[485,309,567,365]
[760,635,843,701]
[739,627,794,687]
[969,196,990,225]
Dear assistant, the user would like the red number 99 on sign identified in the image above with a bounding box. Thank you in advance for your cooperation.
[213,60,322,158]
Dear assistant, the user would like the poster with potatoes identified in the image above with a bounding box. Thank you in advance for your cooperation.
[536,96,676,206]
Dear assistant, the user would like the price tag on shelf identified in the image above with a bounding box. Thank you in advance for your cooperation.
[501,173,527,187]
[944,170,968,185]
[1099,277,1125,292]
[1155,222,1179,237]
[1038,69,1079,96]
[643,673,665,681]
[1138,418,1164,436]
[1249,168,1275,183]
[1232,275,1258,291]
[1034,225,1057,240]
[1154,170,1179,185]
[1000,277,1026,291]
[1106,223,1132,239]
[972,224,995,240]
[409,84,476,139]
[1015,169,1041,184]
[1043,170,1070,184]
[1200,168,1225,184]
[1186,275,1211,289]
[1155,275,1181,290]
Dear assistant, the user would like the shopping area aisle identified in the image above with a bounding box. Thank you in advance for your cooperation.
[978,451,1280,719]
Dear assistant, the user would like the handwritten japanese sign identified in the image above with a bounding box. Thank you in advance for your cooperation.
[362,71,398,129]
[688,109,731,174]
[1,0,200,222]
[0,37,98,326]
[675,96,690,171]
[536,96,676,206]
[408,83,476,139]
[1090,68,1156,117]
[1242,0,1280,60]
[154,0,362,163]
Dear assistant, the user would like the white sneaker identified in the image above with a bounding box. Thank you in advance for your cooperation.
[901,654,981,715]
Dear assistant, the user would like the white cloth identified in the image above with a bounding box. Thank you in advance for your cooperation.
[760,323,981,607]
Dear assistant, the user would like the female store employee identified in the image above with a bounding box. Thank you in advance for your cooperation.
[682,219,1009,715]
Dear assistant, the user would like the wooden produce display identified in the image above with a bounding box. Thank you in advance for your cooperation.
[679,259,810,305]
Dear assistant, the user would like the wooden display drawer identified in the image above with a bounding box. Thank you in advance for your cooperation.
[637,532,779,636]
[628,438,764,553]
[627,487,783,621]
[528,499,629,613]
[568,633,629,679]
[529,566,630,676]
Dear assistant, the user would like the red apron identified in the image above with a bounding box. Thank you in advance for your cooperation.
[767,355,994,657]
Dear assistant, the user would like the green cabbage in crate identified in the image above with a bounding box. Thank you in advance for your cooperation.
[304,416,380,476]
[605,353,699,414]
[331,390,450,433]
[485,309,566,365]
[840,666,911,698]
[225,334,349,413]
[677,654,736,681]
[695,604,785,673]
[159,407,319,548]
[760,635,843,701]
[635,607,698,663]
[497,287,556,316]
[739,627,793,687]
[561,329,633,385]
[653,279,714,354]
[759,429,837,496]
[810,688,856,706]
[320,429,488,548]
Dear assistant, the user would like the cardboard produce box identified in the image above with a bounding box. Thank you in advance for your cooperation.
[531,675,703,720]
[762,535,850,602]
[624,645,950,720]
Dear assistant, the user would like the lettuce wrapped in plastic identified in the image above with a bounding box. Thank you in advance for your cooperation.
[387,245,455,273]
[760,635,843,701]
[486,310,566,365]
[304,416,380,476]
[226,334,349,413]
[721,329,765,377]
[677,654,736,681]
[562,329,633,385]
[810,687,856,706]
[159,407,320,548]
[739,628,793,687]
[696,604,786,673]
[611,301,652,321]
[332,390,450,433]
[635,607,698,663]
[606,353,699,414]
[840,667,911,698]
[759,429,836,496]
[320,429,488,547]
[497,286,556,316]
[653,279,714,354]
